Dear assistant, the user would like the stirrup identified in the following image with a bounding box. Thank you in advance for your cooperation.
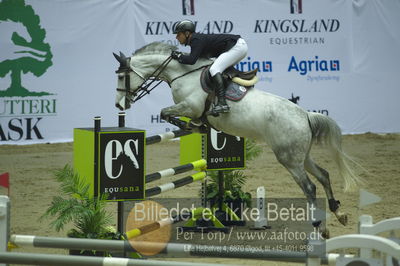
[206,104,230,117]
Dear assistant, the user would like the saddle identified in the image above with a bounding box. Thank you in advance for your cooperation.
[200,66,258,102]
[224,66,258,81]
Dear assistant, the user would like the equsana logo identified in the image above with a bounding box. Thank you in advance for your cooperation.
[0,0,53,97]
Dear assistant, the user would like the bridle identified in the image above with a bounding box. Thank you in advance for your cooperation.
[116,56,173,106]
[115,54,210,109]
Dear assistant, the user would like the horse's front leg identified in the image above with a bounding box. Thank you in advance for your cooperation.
[160,102,205,132]
[161,101,195,117]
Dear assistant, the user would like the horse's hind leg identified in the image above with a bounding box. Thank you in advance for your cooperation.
[304,156,348,226]
[274,150,319,222]
[282,164,335,238]
[284,164,317,209]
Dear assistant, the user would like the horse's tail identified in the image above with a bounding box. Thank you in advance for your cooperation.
[307,112,364,192]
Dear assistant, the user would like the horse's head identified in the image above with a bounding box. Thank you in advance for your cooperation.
[114,42,190,110]
[113,52,145,111]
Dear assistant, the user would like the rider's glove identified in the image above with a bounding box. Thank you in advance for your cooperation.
[171,51,182,60]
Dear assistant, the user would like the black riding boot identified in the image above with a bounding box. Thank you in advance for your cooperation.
[211,73,230,115]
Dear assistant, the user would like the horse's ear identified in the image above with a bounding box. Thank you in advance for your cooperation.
[113,52,126,67]
[113,52,122,62]
[119,51,127,59]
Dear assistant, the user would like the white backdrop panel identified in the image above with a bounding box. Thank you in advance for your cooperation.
[0,0,399,145]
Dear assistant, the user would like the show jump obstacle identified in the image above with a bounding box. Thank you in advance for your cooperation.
[73,112,247,236]
[0,112,247,266]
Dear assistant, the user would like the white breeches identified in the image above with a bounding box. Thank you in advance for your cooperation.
[209,38,248,77]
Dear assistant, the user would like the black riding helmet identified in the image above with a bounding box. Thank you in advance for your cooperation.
[173,20,195,34]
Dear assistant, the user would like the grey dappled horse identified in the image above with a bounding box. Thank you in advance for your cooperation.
[114,42,363,229]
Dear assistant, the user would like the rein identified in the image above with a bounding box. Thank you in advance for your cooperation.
[169,64,210,84]
[128,56,173,104]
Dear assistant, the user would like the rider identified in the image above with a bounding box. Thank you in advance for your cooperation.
[171,20,248,115]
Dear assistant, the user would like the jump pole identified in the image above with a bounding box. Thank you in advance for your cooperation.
[0,252,228,266]
[145,159,206,183]
[125,212,191,239]
[124,207,223,239]
[145,171,206,197]
[10,235,334,264]
[146,130,192,145]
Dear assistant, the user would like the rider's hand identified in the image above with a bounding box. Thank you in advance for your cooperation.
[171,51,182,60]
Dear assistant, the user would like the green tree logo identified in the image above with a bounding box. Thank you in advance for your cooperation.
[0,0,53,97]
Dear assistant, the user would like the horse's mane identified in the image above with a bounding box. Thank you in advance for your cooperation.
[132,41,212,66]
[133,42,177,56]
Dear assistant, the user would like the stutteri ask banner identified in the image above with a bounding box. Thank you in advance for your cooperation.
[0,0,136,144]
[1,0,400,145]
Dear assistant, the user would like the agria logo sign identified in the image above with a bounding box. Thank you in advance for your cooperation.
[0,0,56,142]
[235,57,272,73]
[235,56,273,83]
[288,56,340,76]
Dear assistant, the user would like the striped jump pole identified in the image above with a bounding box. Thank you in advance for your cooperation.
[0,252,228,266]
[124,208,222,240]
[146,172,206,198]
[125,206,226,240]
[146,130,192,145]
[125,213,191,239]
[146,159,206,183]
[10,234,131,252]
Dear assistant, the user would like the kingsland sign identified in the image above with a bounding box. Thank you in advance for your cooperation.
[144,19,340,35]
[145,20,234,35]
[254,19,340,33]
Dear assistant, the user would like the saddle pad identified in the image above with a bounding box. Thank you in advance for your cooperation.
[224,82,248,101]
[200,67,249,102]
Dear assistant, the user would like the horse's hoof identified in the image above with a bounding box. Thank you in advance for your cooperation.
[335,211,348,226]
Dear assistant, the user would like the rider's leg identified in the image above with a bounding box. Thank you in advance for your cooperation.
[209,38,248,77]
[209,38,248,114]
[211,72,229,113]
